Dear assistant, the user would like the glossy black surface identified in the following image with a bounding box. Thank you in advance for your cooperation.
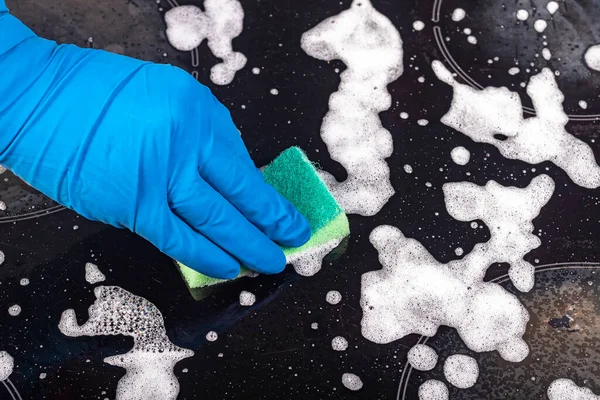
[2,0,600,398]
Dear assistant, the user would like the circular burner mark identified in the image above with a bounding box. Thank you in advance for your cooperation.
[396,261,600,400]
[431,0,600,122]
[2,378,23,400]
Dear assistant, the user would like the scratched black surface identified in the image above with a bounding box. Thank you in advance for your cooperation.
[2,0,600,399]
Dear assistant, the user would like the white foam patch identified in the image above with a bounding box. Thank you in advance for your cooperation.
[404,165,413,173]
[407,344,438,371]
[342,373,363,391]
[418,380,449,400]
[0,352,13,381]
[239,291,256,306]
[413,21,425,31]
[301,0,402,216]
[548,379,600,399]
[0,251,5,265]
[508,67,520,75]
[534,19,547,33]
[584,45,600,72]
[58,286,193,400]
[0,166,6,174]
[542,48,552,60]
[467,35,477,45]
[8,305,20,316]
[452,8,466,22]
[331,336,348,351]
[516,9,529,21]
[326,290,342,305]
[579,100,588,110]
[206,331,218,342]
[164,1,247,85]
[286,238,343,277]
[20,278,29,286]
[443,354,478,389]
[432,60,600,189]
[360,175,554,362]
[547,1,559,14]
[450,146,470,165]
[85,262,106,285]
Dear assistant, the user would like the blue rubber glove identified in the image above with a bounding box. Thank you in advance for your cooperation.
[0,2,310,279]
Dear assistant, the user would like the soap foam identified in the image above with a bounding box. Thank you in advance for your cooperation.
[584,45,600,72]
[85,262,106,284]
[341,373,363,391]
[287,237,343,276]
[450,146,470,165]
[451,8,466,22]
[407,344,438,371]
[326,290,342,305]
[547,1,559,14]
[432,60,600,189]
[301,0,402,216]
[8,305,20,316]
[58,286,193,400]
[542,48,552,60]
[361,175,554,362]
[534,19,547,33]
[548,379,600,400]
[239,291,256,306]
[413,21,425,31]
[164,1,247,85]
[443,354,479,389]
[418,380,449,400]
[508,67,520,75]
[516,9,529,21]
[331,336,348,351]
[0,351,13,381]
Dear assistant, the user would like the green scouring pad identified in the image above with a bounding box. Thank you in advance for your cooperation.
[175,146,350,299]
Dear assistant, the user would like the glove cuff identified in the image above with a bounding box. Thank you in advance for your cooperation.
[0,13,37,58]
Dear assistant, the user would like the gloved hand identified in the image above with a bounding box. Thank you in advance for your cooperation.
[0,2,310,279]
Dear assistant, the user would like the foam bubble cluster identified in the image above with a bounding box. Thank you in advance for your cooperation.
[548,379,600,399]
[407,344,438,371]
[418,379,449,400]
[584,45,600,73]
[443,354,479,389]
[239,291,256,306]
[0,351,13,381]
[164,1,247,85]
[331,336,348,351]
[450,146,470,165]
[58,286,193,400]
[432,60,600,189]
[341,373,363,391]
[301,0,403,216]
[451,8,466,22]
[287,238,343,276]
[85,262,106,284]
[8,305,20,316]
[361,175,555,362]
[326,290,342,305]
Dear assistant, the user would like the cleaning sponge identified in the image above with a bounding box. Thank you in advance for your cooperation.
[175,146,350,293]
